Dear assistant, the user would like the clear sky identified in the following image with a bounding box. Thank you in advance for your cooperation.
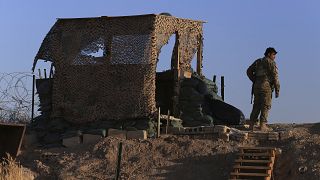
[0,0,319,123]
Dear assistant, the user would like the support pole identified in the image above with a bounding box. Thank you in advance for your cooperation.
[38,69,42,79]
[166,110,170,134]
[157,107,161,138]
[197,35,203,76]
[172,32,180,117]
[221,76,225,101]
[31,75,35,122]
[44,69,47,79]
[213,75,216,83]
[115,142,123,180]
[49,63,54,79]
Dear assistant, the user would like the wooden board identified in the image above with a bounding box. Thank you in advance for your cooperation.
[0,123,26,158]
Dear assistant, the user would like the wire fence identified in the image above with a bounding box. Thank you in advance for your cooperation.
[0,72,40,123]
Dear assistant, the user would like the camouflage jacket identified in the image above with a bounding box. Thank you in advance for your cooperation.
[247,57,280,95]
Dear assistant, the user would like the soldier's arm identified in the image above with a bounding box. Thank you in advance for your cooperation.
[246,61,256,82]
[269,61,280,97]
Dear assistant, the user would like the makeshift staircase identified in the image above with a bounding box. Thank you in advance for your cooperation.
[230,147,276,180]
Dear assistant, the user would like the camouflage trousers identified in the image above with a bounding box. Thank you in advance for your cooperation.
[250,90,272,123]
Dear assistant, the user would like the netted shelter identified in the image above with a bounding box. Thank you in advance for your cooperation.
[33,14,204,124]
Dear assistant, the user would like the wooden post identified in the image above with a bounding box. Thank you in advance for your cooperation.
[157,107,161,138]
[172,32,180,117]
[166,110,170,134]
[31,75,35,122]
[115,142,123,180]
[221,76,225,101]
[49,63,54,79]
[44,69,47,79]
[197,35,203,76]
[213,75,216,83]
[38,69,42,79]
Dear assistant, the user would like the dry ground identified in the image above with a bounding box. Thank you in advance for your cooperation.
[15,123,320,180]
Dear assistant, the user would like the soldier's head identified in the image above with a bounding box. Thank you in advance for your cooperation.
[264,47,277,60]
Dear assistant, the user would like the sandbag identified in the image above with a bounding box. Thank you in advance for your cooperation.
[206,99,245,125]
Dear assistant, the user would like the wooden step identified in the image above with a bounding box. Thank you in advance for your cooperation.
[229,179,257,180]
[234,159,272,163]
[229,179,258,180]
[233,165,271,170]
[230,172,270,177]
[237,152,273,157]
[239,147,276,150]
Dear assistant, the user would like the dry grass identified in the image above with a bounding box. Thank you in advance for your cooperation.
[0,153,34,180]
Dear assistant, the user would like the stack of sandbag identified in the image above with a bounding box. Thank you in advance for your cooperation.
[179,74,221,127]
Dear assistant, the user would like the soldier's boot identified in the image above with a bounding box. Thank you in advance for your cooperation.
[249,121,255,131]
[255,120,260,126]
[259,122,272,132]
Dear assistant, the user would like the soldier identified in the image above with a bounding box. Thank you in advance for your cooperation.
[247,47,280,131]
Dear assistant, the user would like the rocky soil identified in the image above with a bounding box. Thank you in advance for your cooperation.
[17,123,320,180]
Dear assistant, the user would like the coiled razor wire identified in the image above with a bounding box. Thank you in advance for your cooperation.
[0,72,40,123]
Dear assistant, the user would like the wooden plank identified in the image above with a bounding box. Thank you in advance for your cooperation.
[172,33,180,117]
[241,149,271,153]
[230,172,269,177]
[166,110,170,134]
[157,108,161,138]
[160,114,182,122]
[242,150,276,155]
[233,165,271,170]
[237,153,273,157]
[0,123,26,158]
[196,34,203,75]
[239,147,276,150]
[248,134,269,137]
[234,159,272,163]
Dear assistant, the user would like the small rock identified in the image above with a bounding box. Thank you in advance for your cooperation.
[275,148,282,155]
[299,166,307,174]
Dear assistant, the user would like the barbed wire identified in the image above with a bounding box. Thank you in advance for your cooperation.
[0,72,40,123]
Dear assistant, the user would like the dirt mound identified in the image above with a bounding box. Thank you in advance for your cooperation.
[17,123,320,180]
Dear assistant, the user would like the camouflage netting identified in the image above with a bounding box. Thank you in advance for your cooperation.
[33,14,203,124]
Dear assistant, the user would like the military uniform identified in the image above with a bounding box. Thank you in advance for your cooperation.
[247,56,280,124]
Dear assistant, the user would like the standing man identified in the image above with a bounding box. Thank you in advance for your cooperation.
[247,47,280,131]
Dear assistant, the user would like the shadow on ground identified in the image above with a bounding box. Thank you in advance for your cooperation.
[309,123,320,135]
[149,153,236,180]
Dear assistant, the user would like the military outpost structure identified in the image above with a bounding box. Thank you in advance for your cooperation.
[32,14,243,144]
[33,14,204,123]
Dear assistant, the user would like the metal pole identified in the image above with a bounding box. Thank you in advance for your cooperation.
[115,142,123,180]
[31,75,35,122]
[221,76,225,101]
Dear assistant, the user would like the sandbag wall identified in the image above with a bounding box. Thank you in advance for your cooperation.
[179,74,220,126]
[179,73,244,126]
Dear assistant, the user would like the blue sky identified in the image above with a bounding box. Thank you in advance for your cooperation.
[0,0,319,123]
